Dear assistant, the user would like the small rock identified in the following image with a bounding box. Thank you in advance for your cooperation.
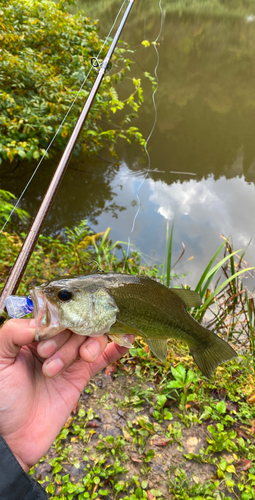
[184,436,200,454]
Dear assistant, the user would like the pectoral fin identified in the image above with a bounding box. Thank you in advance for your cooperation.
[108,333,134,348]
[170,288,202,308]
[108,320,142,348]
[145,338,168,362]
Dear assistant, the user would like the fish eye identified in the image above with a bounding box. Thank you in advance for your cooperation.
[57,289,73,302]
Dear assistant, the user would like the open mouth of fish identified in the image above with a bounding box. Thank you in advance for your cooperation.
[30,288,65,341]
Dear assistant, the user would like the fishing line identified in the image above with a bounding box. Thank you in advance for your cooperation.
[0,0,127,235]
[127,0,164,256]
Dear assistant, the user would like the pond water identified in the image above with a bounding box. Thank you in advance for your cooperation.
[2,0,255,290]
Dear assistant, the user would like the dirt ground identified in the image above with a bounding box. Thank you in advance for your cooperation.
[32,362,249,499]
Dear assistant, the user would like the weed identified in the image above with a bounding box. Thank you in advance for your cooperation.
[96,435,129,461]
[125,416,156,453]
[160,363,199,426]
[152,394,173,422]
[206,423,238,453]
[199,400,235,425]
[168,466,231,500]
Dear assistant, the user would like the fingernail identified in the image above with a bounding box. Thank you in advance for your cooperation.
[29,319,36,329]
[84,340,100,360]
[45,358,64,378]
[38,339,57,358]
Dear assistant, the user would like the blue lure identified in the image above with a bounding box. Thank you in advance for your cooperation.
[5,295,34,319]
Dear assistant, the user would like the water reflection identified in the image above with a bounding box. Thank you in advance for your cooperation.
[1,156,125,232]
[94,164,255,289]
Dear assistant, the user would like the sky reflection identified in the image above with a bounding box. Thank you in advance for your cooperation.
[95,165,255,290]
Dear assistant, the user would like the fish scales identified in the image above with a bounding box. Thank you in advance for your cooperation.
[107,276,204,347]
[30,273,237,378]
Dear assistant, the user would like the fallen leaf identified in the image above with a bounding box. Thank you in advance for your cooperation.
[149,435,170,446]
[147,491,156,500]
[105,363,117,376]
[243,459,252,470]
[192,475,200,484]
[130,454,143,463]
[86,420,101,428]
[237,458,252,472]
[72,401,79,414]
[122,428,133,441]
[64,415,73,428]
[247,393,255,403]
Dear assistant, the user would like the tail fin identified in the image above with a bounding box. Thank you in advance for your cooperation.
[190,334,237,378]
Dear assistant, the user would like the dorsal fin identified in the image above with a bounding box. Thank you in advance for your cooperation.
[170,288,202,308]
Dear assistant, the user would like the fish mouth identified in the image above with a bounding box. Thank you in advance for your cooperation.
[30,288,65,341]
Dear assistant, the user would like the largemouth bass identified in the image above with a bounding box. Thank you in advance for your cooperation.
[29,273,237,378]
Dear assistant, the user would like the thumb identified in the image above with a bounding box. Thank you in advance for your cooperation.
[0,318,36,363]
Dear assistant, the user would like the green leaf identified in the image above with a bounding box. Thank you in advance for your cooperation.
[156,394,167,407]
[186,369,197,384]
[216,401,226,414]
[226,465,236,474]
[171,364,186,382]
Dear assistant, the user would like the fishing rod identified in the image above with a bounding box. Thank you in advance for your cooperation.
[0,0,135,326]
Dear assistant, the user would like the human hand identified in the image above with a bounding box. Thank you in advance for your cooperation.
[0,319,132,472]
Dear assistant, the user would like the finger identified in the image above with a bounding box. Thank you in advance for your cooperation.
[0,318,36,364]
[87,335,135,378]
[79,335,108,363]
[37,329,72,358]
[42,334,107,378]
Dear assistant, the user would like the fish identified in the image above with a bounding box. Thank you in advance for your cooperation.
[29,273,237,378]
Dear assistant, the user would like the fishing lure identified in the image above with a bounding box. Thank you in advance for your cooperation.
[5,295,33,319]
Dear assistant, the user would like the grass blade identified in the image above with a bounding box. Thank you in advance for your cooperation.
[162,220,169,284]
[200,249,242,297]
[195,239,228,295]
[201,267,255,310]
[166,220,174,287]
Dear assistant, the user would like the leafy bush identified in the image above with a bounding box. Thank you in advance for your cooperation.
[0,0,144,164]
[0,189,29,224]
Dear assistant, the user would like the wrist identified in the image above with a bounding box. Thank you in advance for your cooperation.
[14,453,30,473]
[3,436,31,473]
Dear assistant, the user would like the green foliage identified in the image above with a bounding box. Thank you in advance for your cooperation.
[96,435,129,461]
[0,216,157,294]
[0,189,29,224]
[206,423,238,453]
[168,466,232,500]
[0,0,145,165]
[199,400,234,425]
[152,394,173,422]
[159,363,199,426]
